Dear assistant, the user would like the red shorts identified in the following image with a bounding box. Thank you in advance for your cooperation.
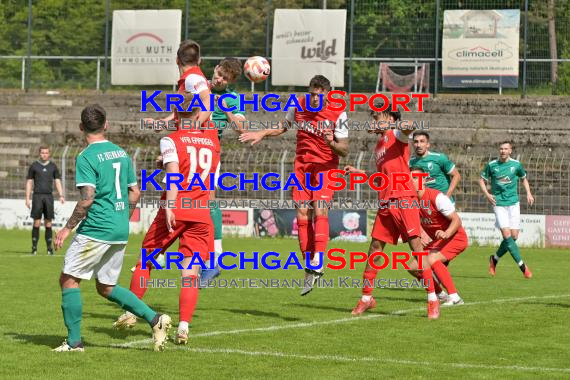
[292,160,338,202]
[371,197,421,245]
[142,209,213,261]
[425,230,468,261]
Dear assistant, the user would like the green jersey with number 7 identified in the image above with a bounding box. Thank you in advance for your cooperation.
[75,140,137,243]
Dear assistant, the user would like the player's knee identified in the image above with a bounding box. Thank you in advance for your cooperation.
[33,219,41,228]
[45,219,52,228]
[96,282,113,298]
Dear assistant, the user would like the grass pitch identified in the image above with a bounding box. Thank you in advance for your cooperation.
[0,229,569,379]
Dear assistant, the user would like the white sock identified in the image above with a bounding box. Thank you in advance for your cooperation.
[449,293,460,301]
[310,255,323,272]
[178,321,189,331]
[437,290,448,298]
[362,295,372,302]
[214,239,223,255]
[493,254,500,261]
[427,292,438,302]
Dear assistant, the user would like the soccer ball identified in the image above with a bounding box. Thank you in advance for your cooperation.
[244,56,271,83]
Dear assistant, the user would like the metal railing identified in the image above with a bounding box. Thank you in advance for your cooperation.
[2,145,568,215]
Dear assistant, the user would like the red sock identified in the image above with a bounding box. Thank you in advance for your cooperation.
[422,268,435,293]
[297,218,314,260]
[432,260,457,294]
[363,269,377,296]
[433,276,443,294]
[313,216,329,260]
[129,260,152,299]
[179,275,199,323]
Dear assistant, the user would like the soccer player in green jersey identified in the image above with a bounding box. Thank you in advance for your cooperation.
[53,105,171,352]
[409,131,461,199]
[479,141,535,278]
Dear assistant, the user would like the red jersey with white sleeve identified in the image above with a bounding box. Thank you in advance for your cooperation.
[419,188,466,239]
[178,66,209,93]
[286,96,348,165]
[374,129,415,200]
[160,126,220,222]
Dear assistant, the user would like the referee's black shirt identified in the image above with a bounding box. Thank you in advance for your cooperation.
[27,161,61,194]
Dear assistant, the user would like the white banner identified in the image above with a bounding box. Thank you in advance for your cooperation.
[442,9,520,88]
[459,212,545,247]
[111,10,181,85]
[271,9,346,87]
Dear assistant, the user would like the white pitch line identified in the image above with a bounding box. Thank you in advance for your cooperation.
[170,347,570,374]
[113,293,570,349]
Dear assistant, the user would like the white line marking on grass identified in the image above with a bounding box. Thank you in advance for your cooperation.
[171,347,570,374]
[113,294,570,349]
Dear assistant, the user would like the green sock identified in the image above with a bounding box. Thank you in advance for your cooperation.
[61,288,82,346]
[108,285,157,325]
[506,237,523,264]
[496,239,509,259]
[210,206,223,240]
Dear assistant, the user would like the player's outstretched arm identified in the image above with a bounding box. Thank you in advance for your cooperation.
[55,186,95,249]
[522,177,535,206]
[128,184,141,219]
[447,168,461,198]
[239,119,290,145]
[25,179,33,209]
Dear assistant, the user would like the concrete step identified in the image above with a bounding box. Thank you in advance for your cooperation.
[0,136,41,144]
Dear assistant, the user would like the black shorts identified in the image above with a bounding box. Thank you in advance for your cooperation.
[31,194,54,220]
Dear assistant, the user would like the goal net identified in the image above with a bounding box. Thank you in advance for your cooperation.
[376,63,430,93]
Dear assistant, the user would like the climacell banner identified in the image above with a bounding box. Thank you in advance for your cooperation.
[271,9,346,87]
[111,10,181,85]
[442,9,520,88]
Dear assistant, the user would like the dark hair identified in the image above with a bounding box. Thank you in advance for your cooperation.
[177,40,201,66]
[499,141,513,149]
[38,145,50,152]
[369,99,401,121]
[309,75,331,91]
[413,131,430,140]
[218,57,242,82]
[81,104,106,134]
[409,166,425,172]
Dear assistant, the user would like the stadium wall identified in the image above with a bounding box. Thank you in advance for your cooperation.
[1,199,569,248]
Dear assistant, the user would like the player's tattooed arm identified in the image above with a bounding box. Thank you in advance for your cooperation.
[128,185,141,218]
[64,186,95,230]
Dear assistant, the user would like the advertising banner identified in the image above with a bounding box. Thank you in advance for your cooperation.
[111,10,181,85]
[442,9,520,88]
[271,9,346,86]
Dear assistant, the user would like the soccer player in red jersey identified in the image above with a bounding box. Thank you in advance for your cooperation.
[114,95,220,344]
[240,75,349,296]
[410,167,468,318]
[345,103,428,316]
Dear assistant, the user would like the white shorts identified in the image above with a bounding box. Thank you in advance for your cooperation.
[494,203,520,230]
[62,234,125,285]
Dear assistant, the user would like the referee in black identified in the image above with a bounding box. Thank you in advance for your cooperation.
[25,146,65,255]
